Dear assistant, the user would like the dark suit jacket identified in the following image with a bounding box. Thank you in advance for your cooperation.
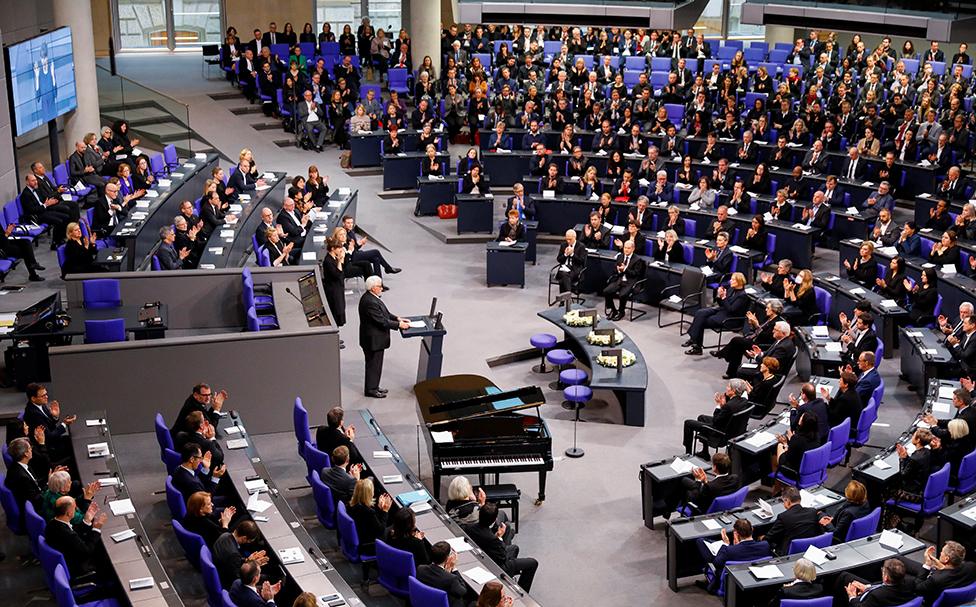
[171,396,220,437]
[358,292,398,352]
[653,243,686,264]
[764,504,823,555]
[828,389,864,432]
[711,246,734,276]
[847,329,879,364]
[314,427,364,465]
[846,258,878,287]
[609,253,646,283]
[780,581,824,600]
[157,242,184,270]
[790,398,831,443]
[23,403,68,440]
[951,331,976,369]
[761,338,796,373]
[227,168,255,193]
[5,462,43,509]
[910,562,976,606]
[687,473,740,513]
[849,582,917,607]
[826,500,872,543]
[212,531,246,588]
[711,395,751,437]
[229,579,274,607]
[464,523,516,571]
[556,241,587,280]
[712,539,772,576]
[855,368,882,405]
[171,464,213,501]
[416,564,471,607]
[841,157,868,180]
[321,466,357,503]
[200,202,226,238]
[806,204,830,229]
[178,432,224,470]
[44,519,100,579]
[506,196,536,220]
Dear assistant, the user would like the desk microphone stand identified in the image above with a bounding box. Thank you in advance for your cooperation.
[566,404,584,458]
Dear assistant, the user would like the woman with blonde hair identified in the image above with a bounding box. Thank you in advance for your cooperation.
[784,269,817,324]
[347,478,391,556]
[819,480,871,543]
[239,148,258,178]
[445,477,513,539]
[350,104,371,132]
[778,558,823,600]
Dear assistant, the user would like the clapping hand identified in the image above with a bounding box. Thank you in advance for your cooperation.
[895,443,908,458]
[260,581,281,601]
[788,393,799,408]
[247,550,270,566]
[495,522,507,538]
[83,480,100,500]
[819,515,833,526]
[33,425,45,445]
[220,505,236,527]
[819,386,831,400]
[477,487,487,505]
[178,247,190,260]
[720,527,731,545]
[378,493,393,512]
[692,466,707,482]
[345,425,356,440]
[843,259,852,269]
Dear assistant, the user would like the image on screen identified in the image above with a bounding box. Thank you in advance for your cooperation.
[4,27,78,136]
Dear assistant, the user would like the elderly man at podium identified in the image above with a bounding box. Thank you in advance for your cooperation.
[359,276,410,398]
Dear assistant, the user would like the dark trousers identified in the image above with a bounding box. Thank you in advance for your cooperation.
[717,335,757,375]
[1,239,41,274]
[505,555,538,592]
[363,347,385,392]
[36,208,73,243]
[603,277,636,313]
[353,249,391,276]
[683,414,715,454]
[688,307,725,346]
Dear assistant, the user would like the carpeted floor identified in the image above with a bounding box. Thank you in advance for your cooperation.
[0,52,930,607]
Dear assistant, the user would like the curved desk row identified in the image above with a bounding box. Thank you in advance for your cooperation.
[296,188,359,265]
[537,304,647,426]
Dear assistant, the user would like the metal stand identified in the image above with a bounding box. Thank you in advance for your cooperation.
[565,403,585,458]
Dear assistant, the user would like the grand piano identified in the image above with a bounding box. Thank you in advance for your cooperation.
[415,374,553,504]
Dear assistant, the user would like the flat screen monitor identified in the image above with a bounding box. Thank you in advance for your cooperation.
[4,27,78,136]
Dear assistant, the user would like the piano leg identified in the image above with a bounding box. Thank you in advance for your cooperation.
[433,472,442,501]
[536,471,547,505]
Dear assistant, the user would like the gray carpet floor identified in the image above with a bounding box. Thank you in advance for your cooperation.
[0,52,932,607]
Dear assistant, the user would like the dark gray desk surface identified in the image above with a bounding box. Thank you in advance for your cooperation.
[296,189,359,265]
[71,411,183,606]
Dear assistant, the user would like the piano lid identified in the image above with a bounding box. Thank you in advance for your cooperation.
[415,374,546,428]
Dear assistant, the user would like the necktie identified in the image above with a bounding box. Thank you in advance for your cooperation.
[812,152,819,164]
[849,160,856,179]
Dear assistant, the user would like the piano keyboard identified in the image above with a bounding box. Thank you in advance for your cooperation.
[440,456,546,469]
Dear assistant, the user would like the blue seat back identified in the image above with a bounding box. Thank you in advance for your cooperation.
[24,500,44,555]
[172,519,204,569]
[933,579,976,607]
[294,397,312,456]
[310,470,337,530]
[872,376,885,408]
[149,153,165,177]
[221,590,237,607]
[166,475,187,520]
[154,412,174,453]
[683,218,696,236]
[707,486,749,513]
[151,255,162,271]
[845,507,881,542]
[894,599,923,607]
[38,536,65,590]
[304,440,331,482]
[84,318,126,344]
[163,144,178,167]
[787,530,833,555]
[200,545,224,607]
[162,447,181,475]
[781,598,833,607]
[813,286,831,325]
[955,450,976,495]
[409,576,450,607]
[82,278,121,309]
[337,502,363,562]
[246,306,261,332]
[0,476,24,534]
[52,564,79,607]
[853,398,878,445]
[795,442,830,488]
[827,418,851,467]
[921,463,951,514]
[376,539,415,597]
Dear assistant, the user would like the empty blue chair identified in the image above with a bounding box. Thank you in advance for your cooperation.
[294,396,313,457]
[787,530,832,555]
[772,442,830,489]
[885,463,950,527]
[163,144,179,169]
[680,485,749,517]
[650,56,671,72]
[84,319,126,344]
[388,68,410,95]
[246,306,278,331]
[200,545,224,607]
[848,397,879,456]
[82,279,121,309]
[827,418,851,467]
[162,447,181,475]
[337,501,376,578]
[53,563,121,607]
[951,450,976,496]
[0,476,24,534]
[409,576,450,607]
[149,154,166,177]
[933,579,976,607]
[376,540,415,597]
[894,599,923,607]
[810,287,831,325]
[781,598,833,607]
[845,507,881,542]
[304,440,331,482]
[154,412,174,454]
[172,519,205,569]
[165,476,187,520]
[151,255,162,271]
[872,376,885,408]
[242,268,273,311]
[310,470,337,529]
[1,443,10,468]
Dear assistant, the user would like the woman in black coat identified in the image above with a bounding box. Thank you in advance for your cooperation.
[62,222,101,275]
[774,413,820,482]
[321,240,346,327]
[653,230,686,264]
[884,428,934,529]
[384,507,432,566]
[906,267,939,325]
[876,256,908,302]
[742,215,768,252]
[348,479,391,556]
[844,241,878,287]
[461,166,490,195]
[183,492,234,548]
[819,480,872,544]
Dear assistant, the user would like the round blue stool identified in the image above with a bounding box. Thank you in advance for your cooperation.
[563,385,591,458]
[559,369,588,410]
[546,349,575,390]
[529,333,557,373]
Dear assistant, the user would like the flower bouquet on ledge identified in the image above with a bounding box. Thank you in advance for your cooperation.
[596,348,637,368]
[563,309,598,327]
[586,329,624,346]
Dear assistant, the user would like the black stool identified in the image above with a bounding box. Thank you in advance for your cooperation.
[481,484,521,531]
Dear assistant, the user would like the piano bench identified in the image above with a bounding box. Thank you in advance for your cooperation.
[482,484,521,530]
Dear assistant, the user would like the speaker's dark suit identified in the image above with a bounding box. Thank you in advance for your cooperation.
[358,291,400,393]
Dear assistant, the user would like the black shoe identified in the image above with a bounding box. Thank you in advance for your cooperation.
[709,350,721,358]
[615,311,626,321]
[339,342,346,350]
[32,265,45,271]
[376,387,388,394]
[381,285,390,291]
[365,390,387,398]
[680,339,694,347]
[685,346,703,355]
[28,275,44,282]
[387,267,402,274]
[722,373,733,380]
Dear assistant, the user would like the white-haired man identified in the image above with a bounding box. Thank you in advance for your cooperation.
[358,276,410,398]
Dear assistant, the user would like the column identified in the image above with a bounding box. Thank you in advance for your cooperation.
[0,31,18,201]
[52,0,100,155]
[409,0,441,75]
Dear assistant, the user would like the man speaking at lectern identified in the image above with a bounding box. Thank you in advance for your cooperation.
[359,276,410,398]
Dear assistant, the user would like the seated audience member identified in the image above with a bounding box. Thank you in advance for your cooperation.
[763,487,823,555]
[774,412,821,483]
[321,445,360,504]
[41,470,98,524]
[507,183,535,220]
[702,231,734,279]
[905,267,939,326]
[464,503,538,591]
[62,222,101,275]
[783,269,818,324]
[171,443,224,501]
[315,406,363,465]
[841,312,878,366]
[822,371,864,433]
[45,496,106,581]
[696,519,771,593]
[876,256,908,302]
[348,478,391,556]
[277,197,307,248]
[904,542,976,606]
[943,419,972,483]
[929,230,961,269]
[681,452,740,515]
[682,378,752,457]
[24,383,75,451]
[819,480,871,544]
[923,388,976,451]
[788,383,830,443]
[461,165,490,195]
[477,580,514,607]
[157,225,189,270]
[262,229,295,266]
[4,437,49,511]
[837,559,915,607]
[20,173,73,245]
[385,507,432,566]
[0,222,45,281]
[229,561,281,607]
[321,238,346,327]
[213,520,267,589]
[342,215,400,277]
[183,491,236,548]
[896,221,921,257]
[844,241,878,287]
[852,351,882,405]
[171,384,225,436]
[417,541,478,607]
[683,272,749,355]
[498,210,525,243]
[760,259,793,298]
[555,229,587,293]
[654,229,685,263]
[603,240,646,321]
[661,204,686,235]
[748,357,783,407]
[176,411,224,469]
[884,428,934,531]
[779,559,824,600]
[736,320,795,380]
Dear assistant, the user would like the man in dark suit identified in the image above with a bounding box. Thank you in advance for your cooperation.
[463,503,538,591]
[506,183,535,220]
[736,130,758,164]
[843,312,878,365]
[315,407,363,466]
[837,558,916,607]
[841,147,868,182]
[67,140,104,198]
[924,40,945,64]
[31,162,79,219]
[802,191,831,230]
[342,215,400,277]
[788,383,831,444]
[20,173,73,244]
[4,437,47,511]
[200,193,231,240]
[684,271,749,355]
[555,229,587,294]
[260,23,280,48]
[681,452,740,515]
[321,445,360,504]
[237,48,258,102]
[276,197,307,248]
[683,378,752,457]
[603,240,646,321]
[853,351,882,405]
[24,383,75,459]
[297,90,327,151]
[228,160,260,196]
[923,387,976,453]
[171,383,226,436]
[212,521,264,589]
[416,541,478,607]
[156,226,189,270]
[171,443,224,501]
[229,561,281,607]
[947,315,976,371]
[628,196,654,230]
[253,207,278,249]
[905,542,976,606]
[801,141,828,174]
[763,488,824,555]
[703,207,733,240]
[45,496,106,581]
[740,320,796,379]
[358,276,409,398]
[697,519,771,593]
[176,411,224,470]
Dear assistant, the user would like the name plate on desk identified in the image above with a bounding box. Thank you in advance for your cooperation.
[602,348,623,370]
[579,309,598,327]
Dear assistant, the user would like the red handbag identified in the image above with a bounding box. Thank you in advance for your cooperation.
[437,204,458,219]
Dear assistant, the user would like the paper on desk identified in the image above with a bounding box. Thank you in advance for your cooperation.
[278,547,305,565]
[670,457,694,474]
[962,505,976,521]
[109,498,135,516]
[144,190,159,198]
[800,489,829,509]
[879,529,904,549]
[705,539,724,556]
[873,459,892,470]
[933,401,952,414]
[301,252,317,261]
[87,442,110,458]
[135,200,151,209]
[750,565,783,579]
[905,331,924,338]
[880,299,898,308]
[849,287,866,295]
[923,348,939,355]
[411,501,432,513]
[195,152,207,160]
[170,172,185,179]
[208,247,223,254]
[702,518,723,530]
[129,577,154,590]
[255,185,271,191]
[804,545,829,566]
[824,342,843,353]
[382,475,403,484]
[239,194,251,201]
[811,326,829,338]
[745,431,777,448]
[86,418,105,426]
[226,438,248,449]
[463,567,496,585]
[199,264,216,270]
[220,229,234,238]
[447,537,474,553]
[730,245,749,254]
[244,478,268,494]
[98,477,120,487]
[224,425,242,435]
[879,246,897,256]
[373,450,394,459]
[111,529,137,543]
[157,179,172,187]
[939,386,956,400]
[261,172,276,181]
[246,492,272,513]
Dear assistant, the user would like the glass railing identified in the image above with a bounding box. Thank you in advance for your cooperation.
[742,0,966,17]
[94,63,193,153]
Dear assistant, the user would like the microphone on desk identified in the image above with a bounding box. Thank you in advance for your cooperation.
[285,287,303,306]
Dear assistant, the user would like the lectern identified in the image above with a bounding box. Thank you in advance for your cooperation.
[400,298,447,383]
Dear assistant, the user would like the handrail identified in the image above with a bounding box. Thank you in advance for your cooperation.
[95,63,189,112]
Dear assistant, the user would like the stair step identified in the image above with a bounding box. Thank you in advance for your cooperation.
[273,139,298,148]
[251,122,285,131]
[229,106,264,115]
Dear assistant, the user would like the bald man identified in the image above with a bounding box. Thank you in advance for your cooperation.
[555,229,587,293]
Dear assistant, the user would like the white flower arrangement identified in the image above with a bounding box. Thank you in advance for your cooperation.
[586,329,624,346]
[563,309,598,327]
[596,348,636,368]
